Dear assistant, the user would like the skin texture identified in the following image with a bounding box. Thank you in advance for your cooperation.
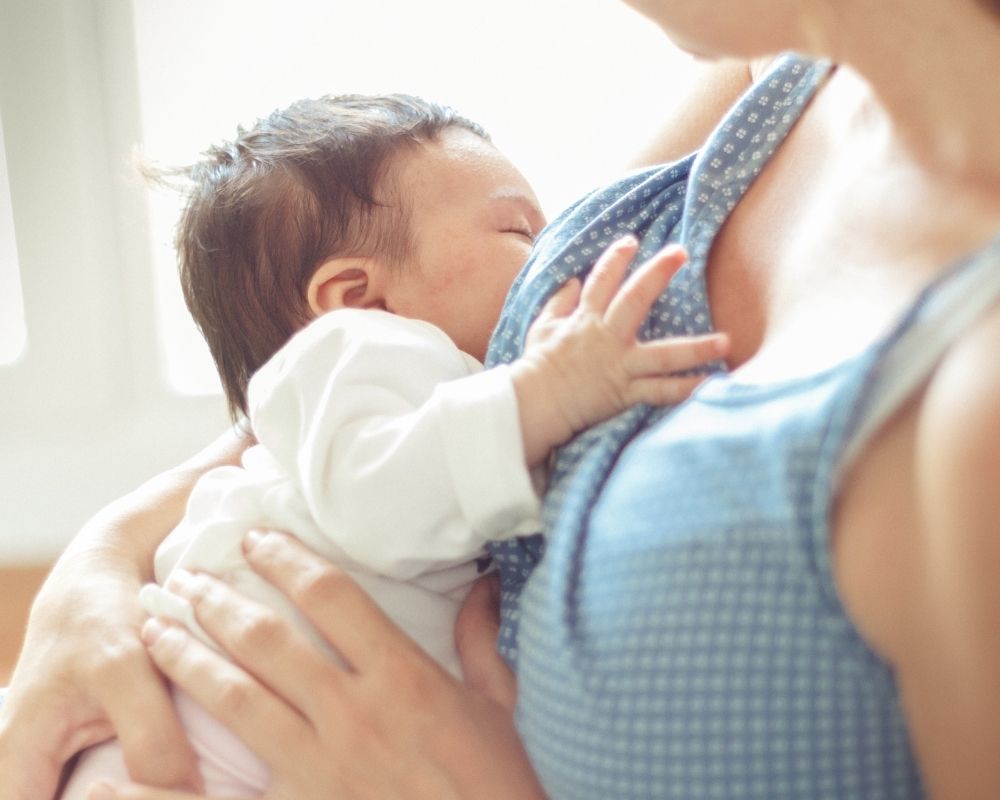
[510,239,726,464]
[309,128,547,363]
[620,0,816,59]
[832,309,1000,798]
[8,0,1000,796]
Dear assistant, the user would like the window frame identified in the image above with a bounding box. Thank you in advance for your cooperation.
[0,0,229,565]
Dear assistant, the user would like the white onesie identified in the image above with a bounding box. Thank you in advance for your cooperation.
[63,309,542,797]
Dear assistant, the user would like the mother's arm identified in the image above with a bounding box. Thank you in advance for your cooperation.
[92,532,545,800]
[626,57,763,169]
[834,304,1000,800]
[898,307,1000,799]
[0,428,248,800]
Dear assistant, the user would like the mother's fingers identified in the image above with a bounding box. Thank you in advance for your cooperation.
[84,779,225,800]
[140,617,316,773]
[623,332,729,377]
[240,531,427,671]
[162,568,344,717]
[455,575,516,712]
[95,650,202,792]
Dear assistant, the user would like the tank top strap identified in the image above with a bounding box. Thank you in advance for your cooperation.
[837,236,1000,480]
[681,56,832,270]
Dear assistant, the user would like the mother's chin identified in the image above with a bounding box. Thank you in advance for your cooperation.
[617,0,810,62]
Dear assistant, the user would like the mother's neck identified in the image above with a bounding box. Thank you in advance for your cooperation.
[808,0,1000,201]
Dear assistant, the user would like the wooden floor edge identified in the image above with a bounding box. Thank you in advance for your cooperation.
[1,564,53,685]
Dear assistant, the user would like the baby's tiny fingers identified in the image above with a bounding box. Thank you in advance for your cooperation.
[606,245,688,336]
[627,375,709,407]
[579,235,639,313]
[626,333,729,376]
[538,278,582,323]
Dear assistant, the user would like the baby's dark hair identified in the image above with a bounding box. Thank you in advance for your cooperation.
[161,94,488,421]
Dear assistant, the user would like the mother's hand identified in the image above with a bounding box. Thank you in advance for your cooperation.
[0,428,247,800]
[91,531,545,800]
[0,506,203,799]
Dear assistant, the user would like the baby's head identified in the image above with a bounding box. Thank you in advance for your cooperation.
[174,94,543,420]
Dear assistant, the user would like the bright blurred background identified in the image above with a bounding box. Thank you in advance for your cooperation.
[0,0,699,572]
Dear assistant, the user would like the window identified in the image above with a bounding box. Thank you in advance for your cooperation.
[0,109,26,366]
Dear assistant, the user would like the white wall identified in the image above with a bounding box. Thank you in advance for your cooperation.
[0,0,695,565]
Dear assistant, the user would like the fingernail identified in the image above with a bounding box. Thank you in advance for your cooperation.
[87,780,117,799]
[141,617,168,647]
[243,529,265,553]
[617,234,638,247]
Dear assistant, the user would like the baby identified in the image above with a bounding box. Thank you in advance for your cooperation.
[63,94,726,797]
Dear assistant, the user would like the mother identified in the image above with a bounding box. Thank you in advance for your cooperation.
[4,0,1000,797]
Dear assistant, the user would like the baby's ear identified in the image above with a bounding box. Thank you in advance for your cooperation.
[307,258,386,315]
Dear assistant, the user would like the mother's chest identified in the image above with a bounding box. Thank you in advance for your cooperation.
[699,120,945,383]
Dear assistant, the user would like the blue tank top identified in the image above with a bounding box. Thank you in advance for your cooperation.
[485,55,1000,798]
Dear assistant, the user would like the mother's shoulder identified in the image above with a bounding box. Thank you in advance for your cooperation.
[919,300,1000,497]
[884,301,1000,791]
[829,300,1000,669]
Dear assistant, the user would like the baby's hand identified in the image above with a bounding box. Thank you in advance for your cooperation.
[511,236,728,465]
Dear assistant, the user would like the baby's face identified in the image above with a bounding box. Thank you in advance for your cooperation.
[382,127,546,361]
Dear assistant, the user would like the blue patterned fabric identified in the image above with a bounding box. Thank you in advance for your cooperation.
[487,54,831,666]
[482,54,962,798]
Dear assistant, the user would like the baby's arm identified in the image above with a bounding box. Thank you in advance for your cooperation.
[248,310,542,578]
[247,239,723,578]
[512,236,728,465]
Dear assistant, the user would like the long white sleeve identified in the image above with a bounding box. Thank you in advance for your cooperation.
[247,309,541,580]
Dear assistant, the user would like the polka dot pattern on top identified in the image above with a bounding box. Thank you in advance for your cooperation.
[483,54,939,799]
